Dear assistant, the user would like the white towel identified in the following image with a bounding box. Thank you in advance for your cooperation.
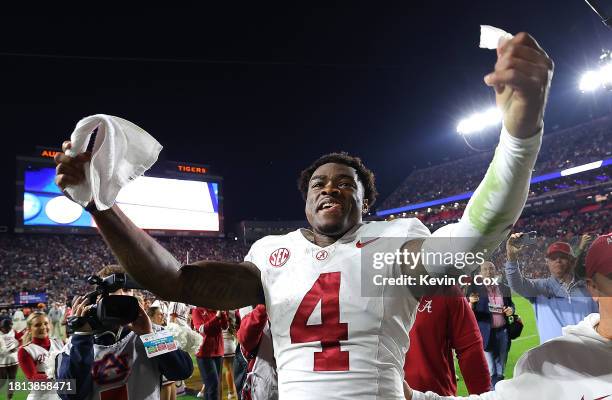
[64,114,163,210]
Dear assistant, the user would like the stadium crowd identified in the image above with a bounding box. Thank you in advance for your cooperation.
[1,216,608,399]
[0,235,248,306]
[410,205,611,279]
[1,206,609,307]
[381,116,612,210]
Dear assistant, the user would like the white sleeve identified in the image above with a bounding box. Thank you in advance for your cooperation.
[412,390,501,400]
[421,125,542,276]
[243,239,268,296]
[243,239,264,267]
[243,246,255,264]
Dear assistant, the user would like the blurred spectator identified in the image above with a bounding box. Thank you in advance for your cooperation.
[12,309,26,332]
[47,302,64,341]
[503,233,597,343]
[404,286,490,395]
[468,263,515,389]
[236,305,277,400]
[147,306,166,326]
[223,311,239,399]
[192,308,228,400]
[0,318,21,400]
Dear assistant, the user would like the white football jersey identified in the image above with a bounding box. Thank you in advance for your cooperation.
[244,218,431,399]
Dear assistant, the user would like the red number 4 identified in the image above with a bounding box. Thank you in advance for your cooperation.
[289,272,349,371]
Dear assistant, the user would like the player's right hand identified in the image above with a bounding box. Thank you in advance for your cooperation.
[53,140,91,194]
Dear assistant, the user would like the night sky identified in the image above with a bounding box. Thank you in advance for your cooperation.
[2,3,611,232]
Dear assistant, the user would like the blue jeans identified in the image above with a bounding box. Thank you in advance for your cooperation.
[484,327,509,390]
[233,344,248,400]
[197,356,222,400]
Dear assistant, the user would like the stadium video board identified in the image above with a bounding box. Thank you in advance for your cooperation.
[14,291,48,305]
[17,162,222,235]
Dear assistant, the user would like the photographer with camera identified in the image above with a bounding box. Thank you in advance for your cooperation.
[504,233,597,343]
[56,265,193,400]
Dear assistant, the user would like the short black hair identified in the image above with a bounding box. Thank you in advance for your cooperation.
[298,152,378,207]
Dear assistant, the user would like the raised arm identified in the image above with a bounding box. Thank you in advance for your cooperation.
[504,233,550,298]
[405,33,553,278]
[54,142,263,309]
[91,205,263,309]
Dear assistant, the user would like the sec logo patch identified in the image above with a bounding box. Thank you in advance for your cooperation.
[269,248,290,267]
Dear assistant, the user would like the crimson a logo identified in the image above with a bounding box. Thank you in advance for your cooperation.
[315,250,328,260]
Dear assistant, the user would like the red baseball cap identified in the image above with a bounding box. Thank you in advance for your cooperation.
[546,241,575,258]
[585,233,612,278]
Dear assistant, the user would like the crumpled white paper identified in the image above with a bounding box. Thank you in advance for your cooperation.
[480,25,513,50]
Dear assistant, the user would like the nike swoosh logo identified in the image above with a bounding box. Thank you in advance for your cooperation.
[356,238,380,248]
[582,395,611,400]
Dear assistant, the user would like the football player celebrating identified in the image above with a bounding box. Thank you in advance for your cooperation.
[54,32,553,399]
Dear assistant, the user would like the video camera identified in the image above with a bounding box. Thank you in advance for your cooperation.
[67,273,145,333]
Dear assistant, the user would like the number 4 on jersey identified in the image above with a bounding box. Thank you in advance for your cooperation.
[289,272,349,371]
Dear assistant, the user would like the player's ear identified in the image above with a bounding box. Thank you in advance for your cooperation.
[585,277,600,302]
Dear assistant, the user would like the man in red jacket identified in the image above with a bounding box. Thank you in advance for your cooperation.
[404,286,490,395]
[192,307,228,400]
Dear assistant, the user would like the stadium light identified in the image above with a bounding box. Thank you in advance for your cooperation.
[579,70,602,92]
[456,107,502,135]
[579,49,612,92]
[601,63,612,88]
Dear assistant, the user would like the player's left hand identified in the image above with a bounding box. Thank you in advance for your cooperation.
[128,304,153,335]
[484,32,554,139]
